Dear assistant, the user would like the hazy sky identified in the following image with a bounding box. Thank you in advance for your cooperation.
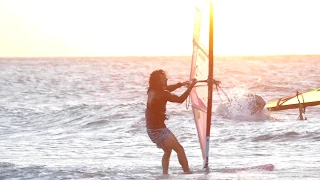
[0,0,319,57]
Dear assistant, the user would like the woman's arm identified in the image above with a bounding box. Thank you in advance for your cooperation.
[166,83,183,92]
[166,81,190,92]
[165,79,197,103]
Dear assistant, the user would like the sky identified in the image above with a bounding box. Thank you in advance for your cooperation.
[0,0,320,57]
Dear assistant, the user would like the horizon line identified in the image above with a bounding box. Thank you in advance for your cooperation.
[1,53,320,59]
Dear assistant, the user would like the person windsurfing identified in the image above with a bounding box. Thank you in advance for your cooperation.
[145,69,197,174]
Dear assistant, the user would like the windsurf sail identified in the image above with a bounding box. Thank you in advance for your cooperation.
[189,0,214,168]
[265,88,320,111]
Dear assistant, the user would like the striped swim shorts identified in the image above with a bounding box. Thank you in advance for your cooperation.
[147,128,171,151]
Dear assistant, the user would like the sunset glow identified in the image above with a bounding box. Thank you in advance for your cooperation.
[0,0,320,57]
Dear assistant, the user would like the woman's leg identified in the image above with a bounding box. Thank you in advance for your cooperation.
[162,148,172,174]
[163,132,190,173]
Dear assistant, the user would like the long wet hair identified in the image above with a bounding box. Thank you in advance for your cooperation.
[147,69,167,93]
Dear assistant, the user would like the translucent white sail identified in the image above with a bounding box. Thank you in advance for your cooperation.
[189,0,213,168]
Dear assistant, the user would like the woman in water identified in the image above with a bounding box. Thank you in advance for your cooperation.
[145,69,197,174]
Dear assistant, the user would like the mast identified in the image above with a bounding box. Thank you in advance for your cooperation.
[204,0,214,168]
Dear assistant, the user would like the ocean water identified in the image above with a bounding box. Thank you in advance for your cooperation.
[0,55,319,180]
